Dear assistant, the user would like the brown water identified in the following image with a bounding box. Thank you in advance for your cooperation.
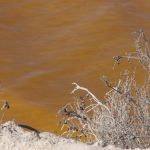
[0,0,150,132]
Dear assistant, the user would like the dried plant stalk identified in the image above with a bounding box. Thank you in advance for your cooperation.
[58,30,150,149]
[1,101,10,124]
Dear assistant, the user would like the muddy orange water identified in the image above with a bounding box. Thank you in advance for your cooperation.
[0,0,150,132]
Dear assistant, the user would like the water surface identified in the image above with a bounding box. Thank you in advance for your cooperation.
[0,0,150,131]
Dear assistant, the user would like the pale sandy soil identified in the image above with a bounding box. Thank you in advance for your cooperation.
[0,121,128,150]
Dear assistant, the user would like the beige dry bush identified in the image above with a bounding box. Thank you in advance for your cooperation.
[58,30,150,149]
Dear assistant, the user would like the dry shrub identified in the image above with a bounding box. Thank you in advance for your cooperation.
[57,30,150,149]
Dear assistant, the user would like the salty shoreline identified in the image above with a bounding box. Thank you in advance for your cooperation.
[0,121,124,150]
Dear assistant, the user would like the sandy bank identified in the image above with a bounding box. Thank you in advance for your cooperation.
[1,121,145,150]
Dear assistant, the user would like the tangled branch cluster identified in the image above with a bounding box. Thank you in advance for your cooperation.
[113,29,150,70]
[57,30,150,149]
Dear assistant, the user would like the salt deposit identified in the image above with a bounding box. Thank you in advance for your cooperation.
[0,121,138,150]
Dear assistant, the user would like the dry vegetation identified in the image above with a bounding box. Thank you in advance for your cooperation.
[58,30,150,149]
